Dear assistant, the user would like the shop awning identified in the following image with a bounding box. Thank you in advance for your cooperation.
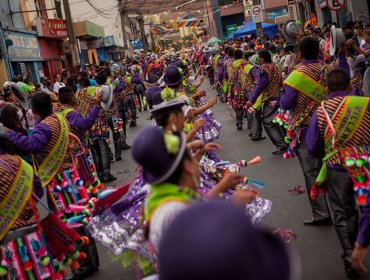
[233,19,278,38]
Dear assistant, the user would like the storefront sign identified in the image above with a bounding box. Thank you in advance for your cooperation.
[275,14,291,24]
[5,31,41,61]
[326,0,346,11]
[37,18,68,37]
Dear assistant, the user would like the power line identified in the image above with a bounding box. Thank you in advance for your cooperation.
[84,0,118,17]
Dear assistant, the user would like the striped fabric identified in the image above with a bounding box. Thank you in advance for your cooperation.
[75,87,96,117]
[259,63,282,100]
[35,114,73,171]
[240,63,255,92]
[317,96,370,165]
[225,58,234,80]
[288,62,327,128]
[0,154,37,230]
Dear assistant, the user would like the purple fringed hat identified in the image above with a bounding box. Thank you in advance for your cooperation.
[145,86,162,108]
[173,60,188,74]
[150,88,186,115]
[159,201,292,280]
[163,65,183,86]
[131,126,186,185]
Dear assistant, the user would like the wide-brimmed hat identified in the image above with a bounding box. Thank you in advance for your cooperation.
[249,54,259,66]
[145,86,163,108]
[150,87,186,115]
[3,82,30,109]
[282,20,301,43]
[173,60,188,74]
[329,25,346,56]
[163,65,183,86]
[110,63,121,73]
[159,201,293,280]
[363,67,370,97]
[203,47,211,53]
[98,85,113,111]
[131,126,186,185]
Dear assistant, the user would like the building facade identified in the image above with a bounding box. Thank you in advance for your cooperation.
[314,0,370,27]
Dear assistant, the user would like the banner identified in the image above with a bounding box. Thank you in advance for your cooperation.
[37,18,68,38]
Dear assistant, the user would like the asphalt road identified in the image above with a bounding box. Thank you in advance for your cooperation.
[87,82,370,280]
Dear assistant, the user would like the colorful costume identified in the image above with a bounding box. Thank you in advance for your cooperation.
[8,113,100,274]
[306,93,370,270]
[75,86,112,180]
[180,80,222,144]
[249,62,287,152]
[280,59,336,221]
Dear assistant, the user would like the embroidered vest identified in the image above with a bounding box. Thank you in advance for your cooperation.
[74,87,96,117]
[253,63,282,109]
[240,63,255,93]
[0,154,35,239]
[286,62,327,130]
[225,58,235,81]
[35,114,72,185]
[317,96,370,165]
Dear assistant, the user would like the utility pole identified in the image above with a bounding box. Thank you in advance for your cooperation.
[211,0,223,39]
[137,14,148,52]
[63,0,80,72]
[252,0,263,37]
[118,0,133,56]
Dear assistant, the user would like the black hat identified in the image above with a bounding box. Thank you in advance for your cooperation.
[163,65,183,86]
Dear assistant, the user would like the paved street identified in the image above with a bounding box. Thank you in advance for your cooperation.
[88,83,370,280]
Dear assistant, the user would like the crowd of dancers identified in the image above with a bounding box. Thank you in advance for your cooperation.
[0,19,370,280]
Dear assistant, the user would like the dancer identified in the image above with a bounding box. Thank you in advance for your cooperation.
[159,202,293,280]
[132,125,257,251]
[246,49,287,154]
[306,68,370,278]
[280,36,334,225]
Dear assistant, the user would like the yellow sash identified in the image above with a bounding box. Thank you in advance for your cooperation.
[38,113,69,187]
[0,157,34,240]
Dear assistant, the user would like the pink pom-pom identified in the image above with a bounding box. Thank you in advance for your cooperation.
[283,152,291,159]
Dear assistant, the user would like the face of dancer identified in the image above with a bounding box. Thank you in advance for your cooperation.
[168,111,185,132]
[181,151,201,190]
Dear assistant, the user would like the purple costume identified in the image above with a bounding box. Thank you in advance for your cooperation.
[249,67,270,103]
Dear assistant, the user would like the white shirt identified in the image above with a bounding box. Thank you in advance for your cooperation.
[177,94,193,117]
[41,84,51,95]
[53,82,65,93]
[149,201,188,251]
